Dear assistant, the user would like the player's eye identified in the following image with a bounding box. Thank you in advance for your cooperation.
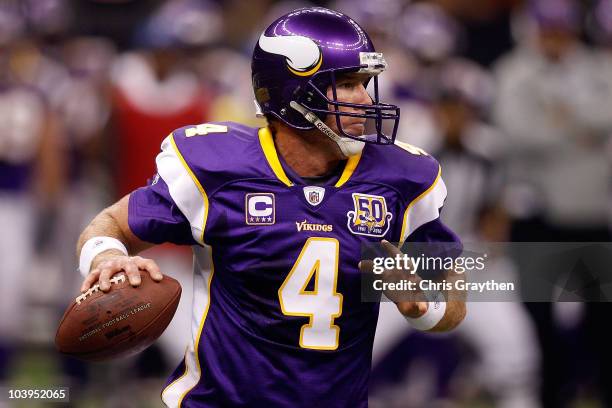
[338,82,355,89]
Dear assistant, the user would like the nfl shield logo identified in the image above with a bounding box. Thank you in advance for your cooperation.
[303,186,325,206]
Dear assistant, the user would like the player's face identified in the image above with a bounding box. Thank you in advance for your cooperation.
[325,73,372,137]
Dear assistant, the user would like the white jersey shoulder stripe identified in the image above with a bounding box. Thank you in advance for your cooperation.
[399,166,447,243]
[161,246,214,407]
[156,133,209,245]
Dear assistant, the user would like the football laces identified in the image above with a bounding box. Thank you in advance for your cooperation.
[75,274,127,305]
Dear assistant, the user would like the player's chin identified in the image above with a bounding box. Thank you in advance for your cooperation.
[342,123,366,137]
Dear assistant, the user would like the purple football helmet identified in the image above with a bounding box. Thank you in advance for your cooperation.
[252,7,400,154]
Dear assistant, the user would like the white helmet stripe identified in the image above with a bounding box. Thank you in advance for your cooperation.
[258,33,321,72]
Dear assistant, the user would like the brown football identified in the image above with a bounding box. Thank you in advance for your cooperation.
[55,271,181,362]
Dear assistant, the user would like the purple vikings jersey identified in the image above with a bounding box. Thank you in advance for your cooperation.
[128,122,458,408]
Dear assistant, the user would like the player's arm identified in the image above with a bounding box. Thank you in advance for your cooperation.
[381,153,466,332]
[373,240,466,333]
[77,194,163,293]
[77,128,206,293]
[416,270,466,333]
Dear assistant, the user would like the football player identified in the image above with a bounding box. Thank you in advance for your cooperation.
[76,7,464,407]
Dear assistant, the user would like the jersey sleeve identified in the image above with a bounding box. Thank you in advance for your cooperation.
[406,217,461,244]
[398,164,455,243]
[396,163,463,278]
[401,217,462,279]
[128,177,198,245]
[128,132,210,246]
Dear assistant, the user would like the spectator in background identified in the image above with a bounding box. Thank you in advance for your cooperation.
[111,0,219,199]
[192,47,265,127]
[389,2,463,152]
[430,0,518,66]
[0,35,66,381]
[52,36,117,293]
[589,0,612,51]
[494,0,612,406]
[364,6,538,405]
[49,37,118,392]
[589,0,612,139]
[432,59,540,408]
[3,2,115,394]
[110,45,208,197]
[371,58,541,408]
[428,59,500,238]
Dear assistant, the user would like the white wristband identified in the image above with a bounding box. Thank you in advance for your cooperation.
[79,237,128,277]
[404,291,446,331]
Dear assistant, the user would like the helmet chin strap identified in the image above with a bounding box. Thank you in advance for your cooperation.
[289,101,364,157]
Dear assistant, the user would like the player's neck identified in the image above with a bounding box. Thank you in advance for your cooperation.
[272,123,345,178]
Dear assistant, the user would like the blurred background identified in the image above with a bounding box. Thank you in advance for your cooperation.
[2,0,612,406]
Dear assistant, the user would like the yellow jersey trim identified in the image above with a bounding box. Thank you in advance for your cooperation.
[334,152,362,188]
[160,347,189,405]
[258,127,361,188]
[258,127,294,187]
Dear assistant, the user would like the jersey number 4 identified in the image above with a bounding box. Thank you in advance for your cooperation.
[185,123,228,137]
[278,238,343,350]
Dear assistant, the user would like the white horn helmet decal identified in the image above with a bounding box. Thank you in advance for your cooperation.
[258,33,323,76]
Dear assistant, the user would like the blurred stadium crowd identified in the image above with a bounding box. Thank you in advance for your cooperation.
[2,0,612,407]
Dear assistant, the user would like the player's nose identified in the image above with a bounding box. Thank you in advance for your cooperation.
[354,83,372,106]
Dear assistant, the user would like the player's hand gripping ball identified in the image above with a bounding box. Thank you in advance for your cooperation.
[55,268,181,362]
